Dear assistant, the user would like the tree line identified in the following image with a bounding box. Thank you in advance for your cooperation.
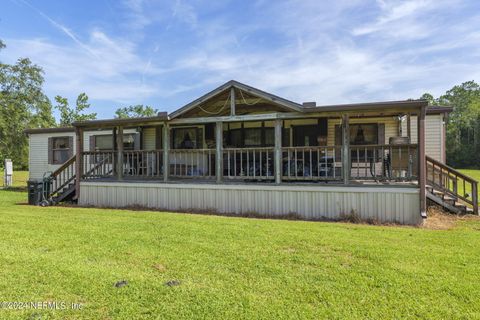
[420,81,480,168]
[1,39,479,169]
[0,40,157,169]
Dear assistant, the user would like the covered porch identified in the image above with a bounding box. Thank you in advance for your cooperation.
[66,81,430,223]
[73,106,426,188]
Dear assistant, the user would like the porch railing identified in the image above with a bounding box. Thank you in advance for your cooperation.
[281,146,342,181]
[80,144,420,183]
[223,147,274,180]
[350,144,418,181]
[82,151,115,179]
[169,149,215,178]
[123,150,163,178]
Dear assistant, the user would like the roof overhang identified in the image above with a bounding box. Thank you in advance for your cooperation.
[72,113,168,129]
[169,80,304,119]
[24,127,75,135]
[426,105,453,114]
[303,100,428,114]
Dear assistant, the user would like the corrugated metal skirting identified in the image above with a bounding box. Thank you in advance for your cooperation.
[79,182,422,225]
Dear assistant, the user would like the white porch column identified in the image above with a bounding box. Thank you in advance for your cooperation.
[163,123,169,182]
[342,114,350,185]
[216,121,223,183]
[274,119,282,184]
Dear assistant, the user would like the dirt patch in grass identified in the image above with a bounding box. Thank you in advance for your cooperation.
[423,205,480,230]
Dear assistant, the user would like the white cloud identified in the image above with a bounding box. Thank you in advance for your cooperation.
[172,0,198,28]
[3,31,162,103]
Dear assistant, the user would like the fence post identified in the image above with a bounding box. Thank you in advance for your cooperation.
[473,182,479,215]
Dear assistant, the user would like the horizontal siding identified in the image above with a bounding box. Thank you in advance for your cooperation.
[402,115,443,162]
[143,127,156,150]
[29,132,76,180]
[80,182,422,225]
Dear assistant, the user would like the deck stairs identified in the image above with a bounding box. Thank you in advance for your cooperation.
[44,155,112,205]
[426,156,478,215]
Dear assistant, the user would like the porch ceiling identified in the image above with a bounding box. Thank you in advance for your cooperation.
[169,80,304,119]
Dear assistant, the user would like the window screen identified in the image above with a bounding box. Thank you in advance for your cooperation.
[52,137,71,164]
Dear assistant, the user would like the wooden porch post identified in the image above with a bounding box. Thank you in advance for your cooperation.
[163,123,169,182]
[230,87,236,116]
[116,126,124,180]
[216,121,223,183]
[74,127,83,200]
[342,114,350,185]
[407,113,412,141]
[418,106,427,218]
[112,127,117,176]
[274,119,282,184]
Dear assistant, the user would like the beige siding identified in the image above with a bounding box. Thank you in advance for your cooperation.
[28,132,76,180]
[80,182,422,225]
[327,117,399,146]
[401,114,444,162]
[142,127,157,150]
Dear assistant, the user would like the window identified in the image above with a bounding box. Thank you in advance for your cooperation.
[51,137,71,164]
[244,128,262,147]
[227,126,281,147]
[92,134,137,151]
[350,124,378,145]
[229,129,242,147]
[172,127,202,149]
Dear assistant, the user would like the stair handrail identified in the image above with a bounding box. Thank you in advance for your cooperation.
[47,155,77,199]
[426,155,478,214]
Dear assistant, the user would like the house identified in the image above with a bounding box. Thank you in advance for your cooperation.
[25,80,478,224]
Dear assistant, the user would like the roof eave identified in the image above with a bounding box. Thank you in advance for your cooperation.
[72,113,168,128]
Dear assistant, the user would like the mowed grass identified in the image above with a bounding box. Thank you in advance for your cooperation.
[0,191,480,319]
[458,169,480,205]
[0,170,29,189]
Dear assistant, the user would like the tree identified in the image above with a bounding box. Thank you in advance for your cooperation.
[419,93,436,105]
[55,93,97,126]
[115,105,158,118]
[0,41,56,169]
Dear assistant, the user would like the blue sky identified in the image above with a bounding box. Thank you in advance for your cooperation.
[1,0,480,119]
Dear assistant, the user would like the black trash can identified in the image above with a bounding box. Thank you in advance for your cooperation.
[28,180,44,205]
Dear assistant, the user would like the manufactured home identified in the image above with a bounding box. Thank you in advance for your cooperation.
[25,81,478,224]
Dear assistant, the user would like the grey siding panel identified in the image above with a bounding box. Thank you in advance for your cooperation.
[79,182,422,225]
[28,132,76,180]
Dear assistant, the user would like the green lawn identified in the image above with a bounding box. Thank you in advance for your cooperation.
[459,169,480,183]
[458,169,480,205]
[0,190,479,319]
[0,170,29,189]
